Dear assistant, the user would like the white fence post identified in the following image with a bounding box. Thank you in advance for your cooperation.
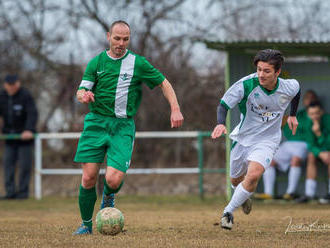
[34,135,42,200]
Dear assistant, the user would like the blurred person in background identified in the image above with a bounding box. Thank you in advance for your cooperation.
[0,74,38,200]
[73,20,184,235]
[295,101,330,204]
[255,90,318,200]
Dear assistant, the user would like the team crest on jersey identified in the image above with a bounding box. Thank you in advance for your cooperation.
[254,92,260,99]
[120,73,129,81]
[279,94,290,105]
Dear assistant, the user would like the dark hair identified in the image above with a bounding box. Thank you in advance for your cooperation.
[4,74,19,84]
[304,89,318,99]
[109,20,130,34]
[307,101,323,110]
[253,49,284,72]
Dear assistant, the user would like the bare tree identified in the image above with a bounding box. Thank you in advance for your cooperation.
[0,0,330,177]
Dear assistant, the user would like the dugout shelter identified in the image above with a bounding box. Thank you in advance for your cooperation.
[205,40,330,198]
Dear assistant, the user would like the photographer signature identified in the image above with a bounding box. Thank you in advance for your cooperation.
[284,216,330,234]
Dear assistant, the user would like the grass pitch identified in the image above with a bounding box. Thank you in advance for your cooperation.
[0,195,329,248]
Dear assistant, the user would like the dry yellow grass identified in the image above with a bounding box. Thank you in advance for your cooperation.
[0,195,329,248]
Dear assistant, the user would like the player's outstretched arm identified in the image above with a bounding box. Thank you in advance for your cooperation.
[76,89,95,104]
[159,79,184,128]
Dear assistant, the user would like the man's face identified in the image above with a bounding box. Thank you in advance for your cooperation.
[107,24,130,58]
[257,61,281,89]
[4,81,20,96]
[307,106,323,122]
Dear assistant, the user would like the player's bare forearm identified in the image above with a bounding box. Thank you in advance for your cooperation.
[160,79,180,111]
[76,89,95,103]
[159,79,184,128]
[287,116,298,135]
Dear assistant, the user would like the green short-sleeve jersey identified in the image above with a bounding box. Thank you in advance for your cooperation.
[79,49,165,118]
[283,109,312,141]
[306,113,330,157]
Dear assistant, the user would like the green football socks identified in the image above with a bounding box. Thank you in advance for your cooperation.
[79,185,97,229]
[103,178,124,194]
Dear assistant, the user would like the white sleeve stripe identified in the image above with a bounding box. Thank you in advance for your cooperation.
[79,80,94,89]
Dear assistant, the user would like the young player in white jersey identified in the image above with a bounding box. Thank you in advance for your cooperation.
[255,90,318,201]
[211,49,300,230]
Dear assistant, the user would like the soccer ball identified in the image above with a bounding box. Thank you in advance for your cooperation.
[96,207,124,235]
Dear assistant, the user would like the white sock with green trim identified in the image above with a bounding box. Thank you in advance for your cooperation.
[224,183,253,214]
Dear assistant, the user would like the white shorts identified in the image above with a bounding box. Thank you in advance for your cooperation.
[272,141,308,172]
[230,141,278,178]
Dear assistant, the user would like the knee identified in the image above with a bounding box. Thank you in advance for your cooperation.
[81,173,97,188]
[105,175,122,189]
[270,160,277,167]
[290,157,301,167]
[245,170,263,185]
[307,153,316,162]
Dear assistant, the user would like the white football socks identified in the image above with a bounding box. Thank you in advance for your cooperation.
[263,166,276,196]
[286,166,301,195]
[305,179,317,198]
[224,182,253,214]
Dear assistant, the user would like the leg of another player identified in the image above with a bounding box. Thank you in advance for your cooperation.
[321,162,330,203]
[318,152,330,204]
[305,153,317,199]
[74,163,99,235]
[101,166,125,209]
[296,153,317,203]
[284,156,302,200]
[326,162,330,202]
[260,161,276,199]
[328,162,330,198]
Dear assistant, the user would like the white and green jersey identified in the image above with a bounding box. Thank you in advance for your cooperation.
[221,73,300,146]
[79,49,165,118]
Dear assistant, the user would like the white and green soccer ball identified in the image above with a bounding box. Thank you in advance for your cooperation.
[96,207,124,235]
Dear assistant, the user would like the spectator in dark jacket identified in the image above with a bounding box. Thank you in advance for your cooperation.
[0,74,38,199]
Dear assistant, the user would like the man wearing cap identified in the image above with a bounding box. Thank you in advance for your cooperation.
[0,74,38,199]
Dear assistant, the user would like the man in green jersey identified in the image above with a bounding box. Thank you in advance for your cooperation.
[295,101,330,204]
[73,20,184,235]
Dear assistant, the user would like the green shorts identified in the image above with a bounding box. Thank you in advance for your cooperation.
[74,112,135,172]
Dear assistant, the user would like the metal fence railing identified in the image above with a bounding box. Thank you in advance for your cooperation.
[0,132,225,199]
